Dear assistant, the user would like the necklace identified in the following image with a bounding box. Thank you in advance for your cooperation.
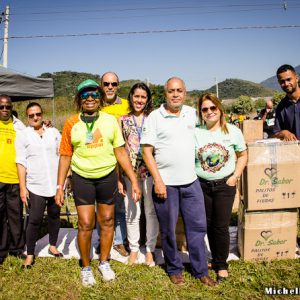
[82,112,99,144]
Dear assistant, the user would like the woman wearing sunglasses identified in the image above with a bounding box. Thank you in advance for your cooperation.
[195,93,247,283]
[15,102,62,268]
[118,83,159,266]
[55,79,140,287]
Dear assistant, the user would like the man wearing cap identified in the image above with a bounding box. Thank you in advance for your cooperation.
[141,77,216,287]
[0,94,26,265]
[96,72,130,257]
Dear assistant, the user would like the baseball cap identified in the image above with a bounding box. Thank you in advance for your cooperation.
[77,79,99,93]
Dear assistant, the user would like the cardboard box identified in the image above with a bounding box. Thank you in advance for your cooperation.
[241,120,263,143]
[232,187,240,212]
[238,202,297,261]
[244,141,300,211]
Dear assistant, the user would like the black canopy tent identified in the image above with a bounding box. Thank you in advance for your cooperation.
[0,66,55,120]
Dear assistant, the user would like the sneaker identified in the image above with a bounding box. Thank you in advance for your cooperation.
[98,261,116,281]
[80,266,96,287]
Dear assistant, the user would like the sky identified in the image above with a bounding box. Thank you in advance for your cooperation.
[1,0,300,91]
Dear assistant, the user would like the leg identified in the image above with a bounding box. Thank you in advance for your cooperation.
[114,193,128,256]
[76,205,95,267]
[97,203,115,262]
[153,185,182,276]
[143,177,159,263]
[124,177,141,256]
[26,192,47,256]
[0,183,8,258]
[200,181,215,266]
[180,180,208,278]
[47,196,62,254]
[210,183,236,272]
[6,184,25,255]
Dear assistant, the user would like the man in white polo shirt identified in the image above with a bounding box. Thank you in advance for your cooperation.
[141,77,216,287]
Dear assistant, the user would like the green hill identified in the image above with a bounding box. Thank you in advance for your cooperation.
[189,78,275,99]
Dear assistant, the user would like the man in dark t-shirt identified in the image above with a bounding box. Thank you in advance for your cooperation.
[273,64,300,141]
[255,100,276,138]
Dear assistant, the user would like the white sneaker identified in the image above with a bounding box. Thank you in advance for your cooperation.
[98,261,116,281]
[80,266,96,287]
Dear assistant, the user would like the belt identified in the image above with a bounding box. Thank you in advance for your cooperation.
[198,174,233,187]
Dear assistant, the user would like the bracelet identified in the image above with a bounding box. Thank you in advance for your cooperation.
[56,185,63,190]
[232,173,240,180]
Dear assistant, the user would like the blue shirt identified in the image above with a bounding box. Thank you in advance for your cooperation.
[273,96,300,139]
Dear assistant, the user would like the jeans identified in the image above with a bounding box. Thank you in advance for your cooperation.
[114,193,127,246]
[124,176,159,253]
[153,179,208,278]
[199,178,236,271]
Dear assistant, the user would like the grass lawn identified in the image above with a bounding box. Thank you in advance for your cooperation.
[0,255,300,300]
[1,204,299,299]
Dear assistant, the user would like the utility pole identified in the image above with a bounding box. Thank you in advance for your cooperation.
[215,77,219,98]
[2,5,9,67]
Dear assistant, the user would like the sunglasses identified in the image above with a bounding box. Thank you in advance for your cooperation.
[201,106,218,113]
[0,105,12,110]
[28,112,42,119]
[80,91,100,100]
[103,81,118,87]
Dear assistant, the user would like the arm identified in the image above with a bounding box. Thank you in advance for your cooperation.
[55,155,72,207]
[116,117,126,196]
[142,144,167,199]
[273,130,298,141]
[226,150,248,186]
[114,146,141,202]
[16,164,29,205]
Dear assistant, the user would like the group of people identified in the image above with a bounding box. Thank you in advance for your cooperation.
[0,64,299,288]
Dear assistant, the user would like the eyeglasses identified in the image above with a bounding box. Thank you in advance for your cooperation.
[201,106,218,113]
[0,105,12,110]
[80,91,100,100]
[103,82,118,87]
[28,112,42,119]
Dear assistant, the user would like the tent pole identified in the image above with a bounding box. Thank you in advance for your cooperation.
[52,97,55,125]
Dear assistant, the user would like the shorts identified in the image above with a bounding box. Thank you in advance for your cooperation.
[72,169,118,206]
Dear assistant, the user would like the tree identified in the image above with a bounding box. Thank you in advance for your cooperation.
[272,91,285,106]
[232,95,254,114]
[254,98,266,110]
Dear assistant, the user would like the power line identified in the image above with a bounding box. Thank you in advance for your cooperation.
[9,3,293,15]
[1,25,299,41]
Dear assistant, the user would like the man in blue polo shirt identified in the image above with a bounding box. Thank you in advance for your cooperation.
[273,64,300,140]
[141,77,216,287]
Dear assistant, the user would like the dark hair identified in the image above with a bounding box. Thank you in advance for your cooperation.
[127,82,153,116]
[26,102,43,114]
[74,86,102,112]
[276,64,296,76]
[197,93,228,134]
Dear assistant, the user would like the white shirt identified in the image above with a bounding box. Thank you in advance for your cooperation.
[15,125,61,197]
[141,104,197,185]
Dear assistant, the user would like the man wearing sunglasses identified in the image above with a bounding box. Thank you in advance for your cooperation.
[0,95,26,265]
[98,72,130,258]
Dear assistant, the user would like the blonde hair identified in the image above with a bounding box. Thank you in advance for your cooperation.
[198,93,229,134]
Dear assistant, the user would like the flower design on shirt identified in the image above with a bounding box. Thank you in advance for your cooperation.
[197,143,229,173]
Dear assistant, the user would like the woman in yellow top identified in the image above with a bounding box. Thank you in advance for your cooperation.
[55,79,140,287]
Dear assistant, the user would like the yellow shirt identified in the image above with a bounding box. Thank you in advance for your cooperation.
[101,97,130,119]
[0,119,18,183]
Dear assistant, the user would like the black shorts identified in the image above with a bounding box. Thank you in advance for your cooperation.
[72,169,118,206]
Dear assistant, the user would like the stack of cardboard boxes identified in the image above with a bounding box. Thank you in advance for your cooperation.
[238,120,299,262]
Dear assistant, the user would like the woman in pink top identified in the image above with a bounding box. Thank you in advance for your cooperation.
[118,83,159,266]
